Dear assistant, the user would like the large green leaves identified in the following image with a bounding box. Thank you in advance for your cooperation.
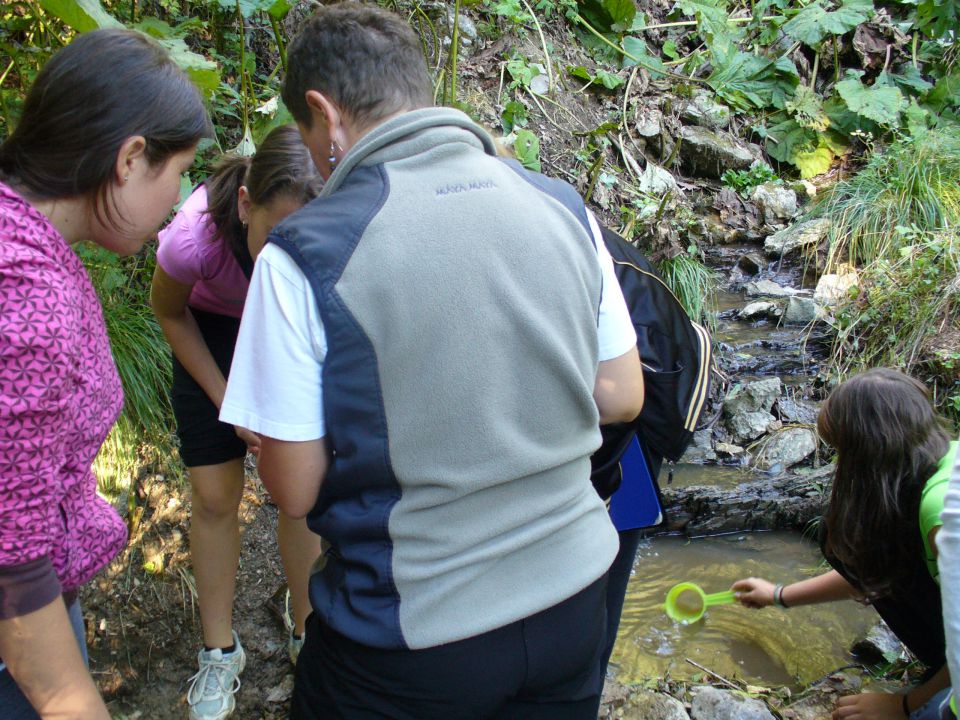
[577,0,637,33]
[37,0,122,32]
[213,0,294,19]
[706,48,799,111]
[782,0,873,46]
[836,70,908,126]
[675,0,735,46]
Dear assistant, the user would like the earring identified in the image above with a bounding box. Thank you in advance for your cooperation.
[123,174,129,183]
[328,142,338,172]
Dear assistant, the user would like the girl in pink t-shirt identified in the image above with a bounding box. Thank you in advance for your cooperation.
[0,29,208,720]
[151,125,322,720]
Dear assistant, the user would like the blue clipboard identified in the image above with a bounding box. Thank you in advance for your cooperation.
[609,436,663,532]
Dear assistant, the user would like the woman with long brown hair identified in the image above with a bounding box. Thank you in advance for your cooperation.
[734,368,954,720]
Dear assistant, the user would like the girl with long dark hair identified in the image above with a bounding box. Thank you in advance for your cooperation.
[0,28,209,719]
[150,124,322,720]
[734,368,954,720]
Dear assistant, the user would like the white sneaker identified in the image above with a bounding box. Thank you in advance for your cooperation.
[187,631,246,720]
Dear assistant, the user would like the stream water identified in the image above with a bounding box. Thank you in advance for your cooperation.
[610,531,879,688]
[608,245,876,688]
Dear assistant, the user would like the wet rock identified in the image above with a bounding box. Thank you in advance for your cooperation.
[740,301,777,321]
[783,296,823,325]
[736,252,766,275]
[727,410,780,444]
[764,217,832,257]
[620,689,691,720]
[679,126,760,179]
[681,429,718,464]
[789,670,866,720]
[751,182,798,224]
[756,428,817,470]
[638,163,678,195]
[681,91,732,130]
[776,397,819,424]
[724,378,783,416]
[814,265,858,308]
[661,463,835,533]
[744,279,800,298]
[851,621,905,665]
[691,685,775,720]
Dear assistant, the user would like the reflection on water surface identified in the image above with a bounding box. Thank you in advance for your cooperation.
[611,532,878,688]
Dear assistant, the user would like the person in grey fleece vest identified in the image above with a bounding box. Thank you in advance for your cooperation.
[218,3,645,718]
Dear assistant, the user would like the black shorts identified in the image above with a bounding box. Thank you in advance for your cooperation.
[291,574,609,720]
[171,307,247,467]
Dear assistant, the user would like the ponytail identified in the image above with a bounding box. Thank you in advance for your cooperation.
[203,155,251,260]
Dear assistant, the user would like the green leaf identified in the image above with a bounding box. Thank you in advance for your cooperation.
[706,50,798,111]
[836,70,907,126]
[915,0,960,40]
[782,0,873,46]
[603,0,637,32]
[513,129,541,172]
[154,36,221,100]
[764,117,818,163]
[134,17,179,39]
[500,100,528,134]
[924,72,960,115]
[38,0,122,31]
[792,141,834,178]
[596,68,625,89]
[887,65,933,93]
[621,36,666,77]
[663,40,680,60]
[675,0,736,47]
[214,0,277,17]
[267,0,295,19]
[785,85,830,131]
[567,65,593,81]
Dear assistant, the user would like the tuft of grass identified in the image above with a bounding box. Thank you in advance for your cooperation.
[810,125,960,270]
[656,252,719,329]
[827,229,960,426]
[79,244,178,500]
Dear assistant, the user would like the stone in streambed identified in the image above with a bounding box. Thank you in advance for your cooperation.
[755,428,817,470]
[691,686,775,720]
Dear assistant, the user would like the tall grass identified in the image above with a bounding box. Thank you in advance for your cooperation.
[811,126,960,270]
[79,245,177,500]
[657,252,719,329]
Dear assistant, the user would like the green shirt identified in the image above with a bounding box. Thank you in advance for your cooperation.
[920,440,959,583]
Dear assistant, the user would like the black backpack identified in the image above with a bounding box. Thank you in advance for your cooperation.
[590,225,714,500]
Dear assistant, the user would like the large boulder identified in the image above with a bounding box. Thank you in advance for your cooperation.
[740,301,777,321]
[724,378,783,415]
[764,217,831,257]
[691,686,775,720]
[751,182,798,224]
[679,126,759,178]
[756,428,818,470]
[727,410,780,444]
[680,428,718,463]
[638,163,679,195]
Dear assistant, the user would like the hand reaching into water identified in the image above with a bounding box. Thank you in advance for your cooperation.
[235,426,261,455]
[832,692,905,720]
[731,577,776,608]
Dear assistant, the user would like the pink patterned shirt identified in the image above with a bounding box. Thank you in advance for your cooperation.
[0,182,127,620]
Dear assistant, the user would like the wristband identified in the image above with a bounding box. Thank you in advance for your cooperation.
[902,693,911,718]
[773,584,790,608]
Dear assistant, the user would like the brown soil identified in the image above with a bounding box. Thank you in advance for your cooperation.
[84,466,296,719]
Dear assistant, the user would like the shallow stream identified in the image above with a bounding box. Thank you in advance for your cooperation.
[610,530,878,688]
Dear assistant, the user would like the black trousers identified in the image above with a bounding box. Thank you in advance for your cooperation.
[290,574,609,720]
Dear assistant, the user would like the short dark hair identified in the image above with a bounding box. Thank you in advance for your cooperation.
[0,28,212,225]
[282,2,433,130]
[205,124,321,259]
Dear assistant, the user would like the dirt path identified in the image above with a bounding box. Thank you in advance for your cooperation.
[84,469,296,719]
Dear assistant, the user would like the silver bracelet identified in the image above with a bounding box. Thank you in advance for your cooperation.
[773,584,789,608]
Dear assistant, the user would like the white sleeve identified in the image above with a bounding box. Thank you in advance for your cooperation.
[938,440,960,692]
[588,211,637,361]
[220,244,328,441]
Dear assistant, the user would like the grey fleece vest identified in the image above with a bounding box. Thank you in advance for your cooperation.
[270,107,618,650]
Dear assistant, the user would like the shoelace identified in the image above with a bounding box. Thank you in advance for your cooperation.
[187,656,242,705]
